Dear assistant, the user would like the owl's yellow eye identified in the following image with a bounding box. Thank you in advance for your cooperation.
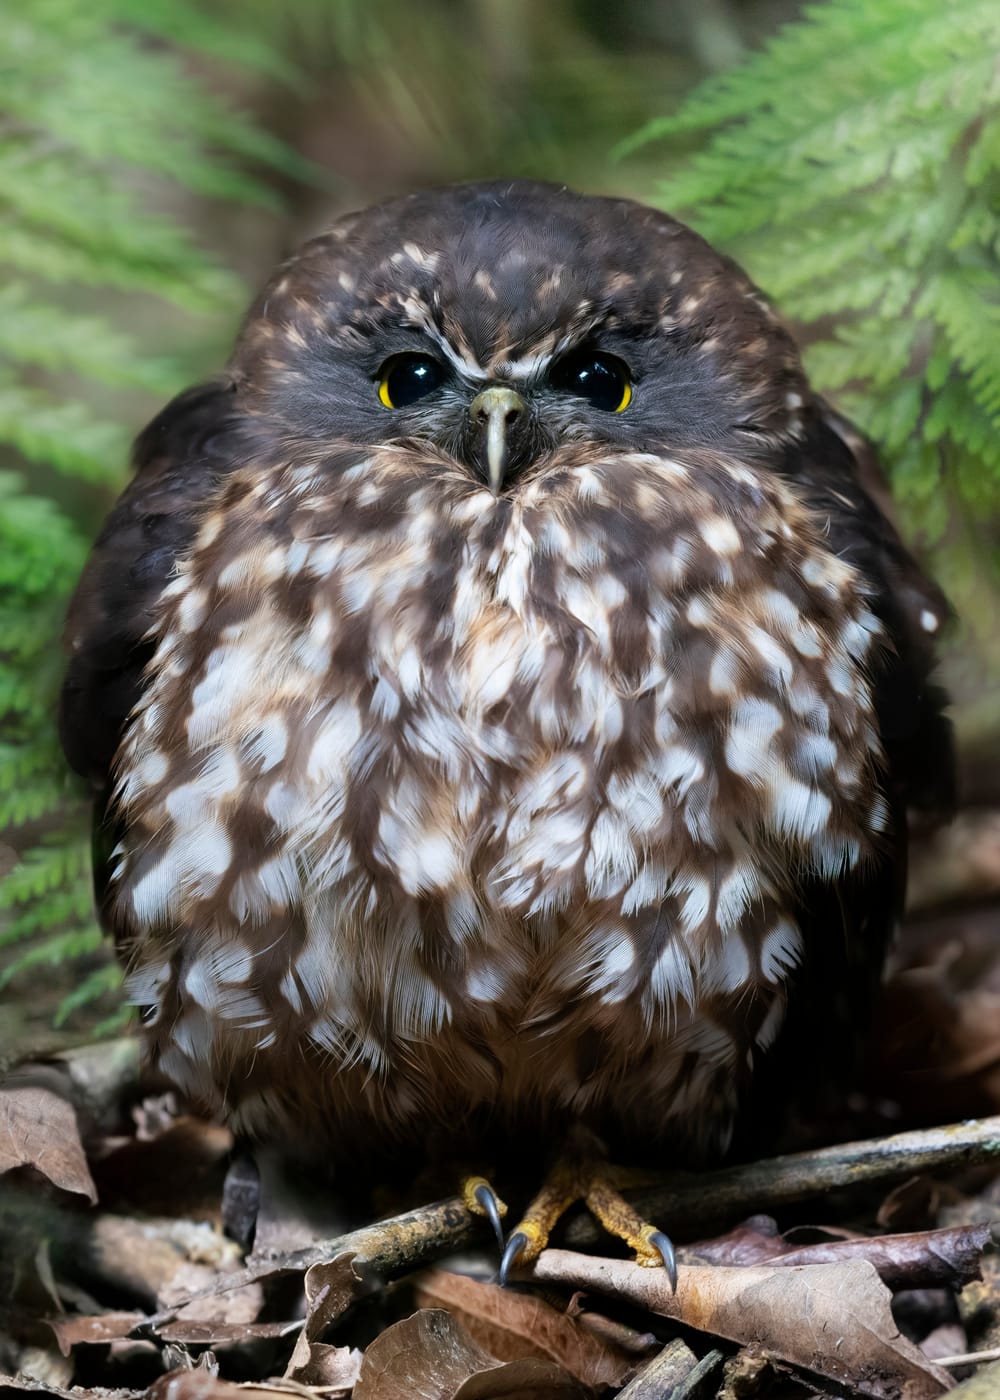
[377,353,446,408]
[548,351,632,412]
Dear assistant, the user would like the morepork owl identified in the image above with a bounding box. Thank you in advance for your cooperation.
[61,181,953,1280]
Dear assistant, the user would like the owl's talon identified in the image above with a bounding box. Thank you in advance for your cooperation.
[499,1229,531,1286]
[646,1229,678,1291]
[471,1180,507,1248]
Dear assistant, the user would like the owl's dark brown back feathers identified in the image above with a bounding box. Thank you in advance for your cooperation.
[61,181,952,1167]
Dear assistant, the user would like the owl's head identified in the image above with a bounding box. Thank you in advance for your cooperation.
[229,181,810,490]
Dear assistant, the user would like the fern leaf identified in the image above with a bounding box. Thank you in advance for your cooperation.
[0,3,305,1035]
[627,0,1000,564]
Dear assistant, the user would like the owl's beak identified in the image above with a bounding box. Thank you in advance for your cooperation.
[469,386,528,493]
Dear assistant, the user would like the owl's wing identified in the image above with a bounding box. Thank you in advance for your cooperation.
[742,403,955,1150]
[60,380,243,925]
[795,400,955,820]
[60,380,240,789]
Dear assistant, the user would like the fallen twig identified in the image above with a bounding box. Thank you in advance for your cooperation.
[131,1115,1000,1331]
[567,1115,1000,1247]
[937,1348,1000,1367]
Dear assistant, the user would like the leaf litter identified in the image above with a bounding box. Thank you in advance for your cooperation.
[2,867,1000,1397]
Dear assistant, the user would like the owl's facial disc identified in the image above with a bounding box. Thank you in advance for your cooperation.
[467,386,528,492]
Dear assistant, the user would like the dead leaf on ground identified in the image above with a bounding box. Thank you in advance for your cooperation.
[0,1086,97,1203]
[415,1267,634,1389]
[159,1260,264,1327]
[0,1378,140,1400]
[351,1308,588,1400]
[157,1321,301,1346]
[300,1248,370,1338]
[142,1371,325,1400]
[48,1312,145,1355]
[562,1295,659,1359]
[283,1341,361,1392]
[526,1250,952,1399]
[65,1214,244,1314]
[687,1215,992,1289]
[281,1250,369,1380]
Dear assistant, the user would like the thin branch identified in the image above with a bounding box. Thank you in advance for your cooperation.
[937,1349,1000,1367]
[132,1114,1000,1331]
[566,1115,1000,1248]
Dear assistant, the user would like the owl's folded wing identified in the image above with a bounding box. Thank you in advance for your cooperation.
[60,379,241,790]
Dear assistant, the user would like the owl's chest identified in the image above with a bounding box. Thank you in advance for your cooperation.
[288,519,669,908]
[118,462,885,1117]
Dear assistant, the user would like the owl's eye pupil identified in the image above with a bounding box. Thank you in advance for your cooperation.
[378,354,445,409]
[549,351,632,412]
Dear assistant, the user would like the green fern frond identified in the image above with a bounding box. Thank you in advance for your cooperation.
[0,383,128,485]
[53,962,125,1030]
[0,835,90,912]
[0,885,95,948]
[0,285,183,394]
[0,925,104,992]
[0,3,304,1038]
[625,0,1000,555]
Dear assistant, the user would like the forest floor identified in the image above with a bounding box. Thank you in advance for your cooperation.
[1,806,999,1400]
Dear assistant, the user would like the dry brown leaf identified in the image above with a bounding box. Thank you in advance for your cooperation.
[0,1086,97,1203]
[451,1359,589,1399]
[415,1267,633,1388]
[688,1216,992,1289]
[0,1376,140,1400]
[762,1223,992,1288]
[70,1214,241,1313]
[281,1250,369,1379]
[352,1309,588,1400]
[157,1321,302,1346]
[301,1250,369,1338]
[160,1260,264,1326]
[283,1340,361,1392]
[48,1312,145,1354]
[527,1250,952,1399]
[877,1178,950,1232]
[144,1372,322,1400]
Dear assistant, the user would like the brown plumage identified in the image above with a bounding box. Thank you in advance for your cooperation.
[61,181,952,1225]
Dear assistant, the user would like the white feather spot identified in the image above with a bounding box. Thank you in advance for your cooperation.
[650,940,695,1008]
[246,715,288,771]
[725,699,783,779]
[699,516,741,556]
[768,774,832,839]
[686,596,713,627]
[716,863,760,929]
[760,919,803,981]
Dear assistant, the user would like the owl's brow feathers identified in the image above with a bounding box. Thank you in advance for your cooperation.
[230,181,807,448]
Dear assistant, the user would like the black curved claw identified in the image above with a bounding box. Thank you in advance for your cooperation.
[648,1229,678,1292]
[499,1229,530,1287]
[472,1181,506,1249]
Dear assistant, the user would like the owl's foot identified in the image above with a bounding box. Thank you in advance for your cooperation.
[498,1158,676,1290]
[462,1174,508,1248]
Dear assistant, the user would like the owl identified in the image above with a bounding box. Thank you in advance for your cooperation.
[61,181,952,1282]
